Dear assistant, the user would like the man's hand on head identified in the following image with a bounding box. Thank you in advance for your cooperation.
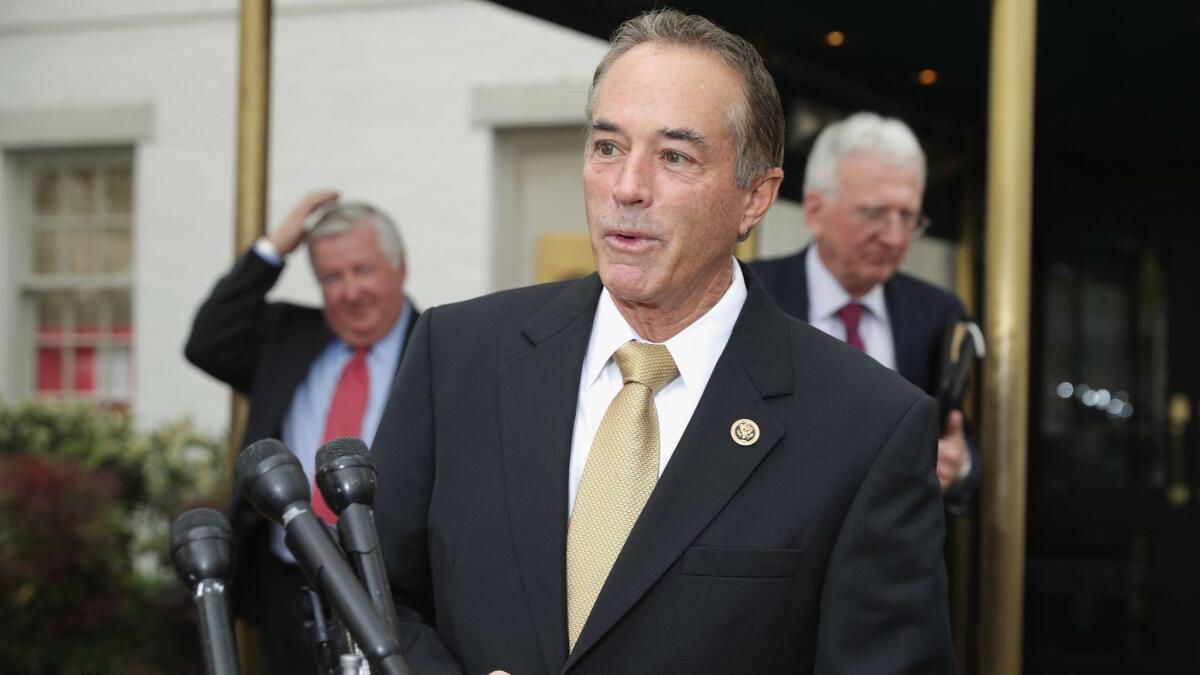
[267,190,339,256]
[936,410,969,491]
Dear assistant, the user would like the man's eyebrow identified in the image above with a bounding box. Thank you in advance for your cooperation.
[591,119,620,133]
[590,120,707,148]
[662,128,708,148]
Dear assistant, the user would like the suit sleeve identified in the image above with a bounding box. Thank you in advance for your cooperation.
[183,250,282,394]
[814,395,957,674]
[371,307,465,674]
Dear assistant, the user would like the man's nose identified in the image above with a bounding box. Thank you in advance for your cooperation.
[612,152,652,206]
[340,276,364,302]
[878,212,910,246]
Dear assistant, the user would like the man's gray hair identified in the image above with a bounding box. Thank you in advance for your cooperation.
[585,9,785,189]
[803,112,926,196]
[307,202,405,269]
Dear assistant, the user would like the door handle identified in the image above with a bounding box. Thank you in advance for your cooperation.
[1167,393,1191,507]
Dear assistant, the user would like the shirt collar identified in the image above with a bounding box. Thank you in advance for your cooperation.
[583,258,747,394]
[806,245,888,322]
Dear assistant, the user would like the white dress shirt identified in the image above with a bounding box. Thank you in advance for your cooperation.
[805,245,896,370]
[568,258,747,516]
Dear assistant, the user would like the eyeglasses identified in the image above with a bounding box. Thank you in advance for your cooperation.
[852,205,932,238]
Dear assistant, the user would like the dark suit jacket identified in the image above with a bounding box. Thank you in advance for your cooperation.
[184,249,418,618]
[372,264,955,674]
[750,248,981,513]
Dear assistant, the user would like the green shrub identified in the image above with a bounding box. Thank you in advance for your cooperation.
[0,398,228,674]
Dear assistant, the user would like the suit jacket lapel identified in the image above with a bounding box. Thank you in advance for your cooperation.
[397,303,421,372]
[565,267,795,669]
[498,275,602,674]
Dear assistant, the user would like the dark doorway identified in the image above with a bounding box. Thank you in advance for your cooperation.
[1024,3,1200,672]
[1026,177,1199,673]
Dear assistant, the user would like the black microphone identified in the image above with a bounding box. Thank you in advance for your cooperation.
[316,437,402,640]
[235,439,411,675]
[170,508,241,675]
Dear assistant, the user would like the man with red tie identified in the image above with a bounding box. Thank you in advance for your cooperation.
[750,112,979,510]
[185,190,417,675]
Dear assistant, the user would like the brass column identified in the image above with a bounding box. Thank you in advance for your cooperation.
[233,2,271,672]
[236,0,271,254]
[229,0,271,473]
[979,1,1036,674]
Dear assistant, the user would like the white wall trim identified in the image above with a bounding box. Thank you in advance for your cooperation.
[0,0,446,37]
[471,81,590,129]
[0,104,154,149]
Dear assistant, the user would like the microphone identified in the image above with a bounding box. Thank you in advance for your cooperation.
[316,437,402,640]
[235,439,412,675]
[170,508,241,675]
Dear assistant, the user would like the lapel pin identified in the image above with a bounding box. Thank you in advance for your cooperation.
[730,419,759,446]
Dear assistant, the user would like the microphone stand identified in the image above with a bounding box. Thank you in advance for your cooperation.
[303,586,345,675]
[301,525,377,675]
[301,525,376,674]
[340,654,366,675]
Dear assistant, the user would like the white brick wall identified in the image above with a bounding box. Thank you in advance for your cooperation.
[0,0,607,435]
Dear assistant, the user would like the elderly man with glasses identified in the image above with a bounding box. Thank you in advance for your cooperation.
[752,112,979,507]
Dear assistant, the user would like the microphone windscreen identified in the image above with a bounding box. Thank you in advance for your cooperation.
[316,437,377,512]
[235,438,310,522]
[170,507,236,588]
[236,437,290,479]
[171,507,231,546]
[316,436,370,468]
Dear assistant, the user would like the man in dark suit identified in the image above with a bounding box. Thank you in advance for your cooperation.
[751,112,980,512]
[373,10,955,674]
[184,191,418,675]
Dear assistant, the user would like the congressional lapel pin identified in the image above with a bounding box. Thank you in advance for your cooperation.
[730,419,759,446]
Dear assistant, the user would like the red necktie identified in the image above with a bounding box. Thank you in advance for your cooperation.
[313,347,369,524]
[836,302,866,352]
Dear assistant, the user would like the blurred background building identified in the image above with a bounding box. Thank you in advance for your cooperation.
[1,1,1196,673]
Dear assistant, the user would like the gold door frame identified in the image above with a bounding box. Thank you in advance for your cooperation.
[979,1,1037,673]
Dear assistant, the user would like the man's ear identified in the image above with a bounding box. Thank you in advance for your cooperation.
[737,167,784,241]
[802,189,828,240]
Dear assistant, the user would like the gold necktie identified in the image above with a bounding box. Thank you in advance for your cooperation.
[566,340,679,651]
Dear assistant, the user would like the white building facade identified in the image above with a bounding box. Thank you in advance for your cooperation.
[0,0,606,434]
[0,0,949,437]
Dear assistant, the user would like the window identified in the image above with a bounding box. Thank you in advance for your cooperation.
[16,149,134,405]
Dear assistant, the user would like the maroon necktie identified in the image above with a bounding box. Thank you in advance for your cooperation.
[313,347,369,524]
[836,302,866,352]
